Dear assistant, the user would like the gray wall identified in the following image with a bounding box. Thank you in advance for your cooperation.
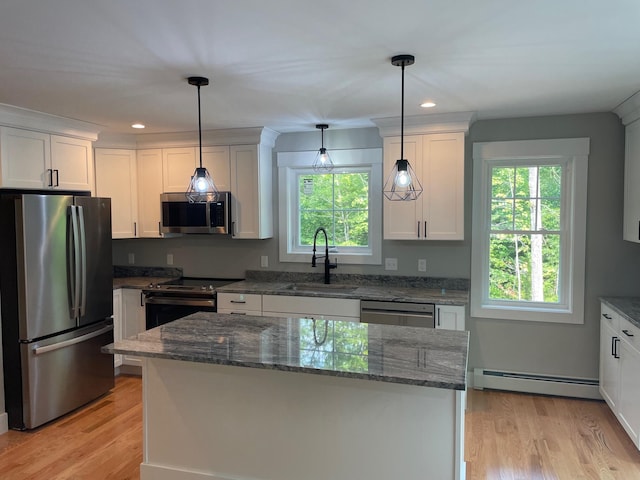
[112,112,640,379]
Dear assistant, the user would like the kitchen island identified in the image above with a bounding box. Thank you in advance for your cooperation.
[105,313,469,480]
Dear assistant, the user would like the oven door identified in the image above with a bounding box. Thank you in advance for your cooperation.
[145,296,216,329]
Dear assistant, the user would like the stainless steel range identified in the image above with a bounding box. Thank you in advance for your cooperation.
[143,277,241,329]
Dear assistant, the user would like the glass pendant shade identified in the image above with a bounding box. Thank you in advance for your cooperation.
[313,124,334,172]
[383,159,423,201]
[186,166,218,203]
[313,147,334,172]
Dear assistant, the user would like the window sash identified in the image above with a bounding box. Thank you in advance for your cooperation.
[471,138,589,324]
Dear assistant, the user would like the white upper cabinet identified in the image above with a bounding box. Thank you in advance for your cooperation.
[136,149,164,238]
[615,92,640,242]
[0,127,94,192]
[162,147,196,193]
[382,132,464,240]
[50,135,94,191]
[230,143,273,239]
[202,145,231,192]
[95,148,138,239]
[623,119,640,242]
[374,112,472,241]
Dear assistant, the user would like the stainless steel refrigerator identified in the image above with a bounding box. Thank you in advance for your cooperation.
[0,191,115,430]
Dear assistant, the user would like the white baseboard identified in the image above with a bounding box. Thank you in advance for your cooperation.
[472,368,601,400]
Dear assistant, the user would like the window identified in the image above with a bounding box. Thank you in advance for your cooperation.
[471,138,589,324]
[278,148,382,265]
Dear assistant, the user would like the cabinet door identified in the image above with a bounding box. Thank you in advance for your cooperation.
[435,305,465,331]
[423,133,464,240]
[137,149,163,238]
[383,135,423,240]
[113,289,123,368]
[202,145,231,192]
[50,135,94,192]
[162,147,196,192]
[624,119,640,242]
[230,144,273,239]
[599,317,619,411]
[95,149,138,238]
[619,338,640,447]
[121,289,146,367]
[0,127,51,188]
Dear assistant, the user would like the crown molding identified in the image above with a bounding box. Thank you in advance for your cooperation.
[372,111,476,137]
[614,91,640,126]
[135,127,280,149]
[0,103,102,141]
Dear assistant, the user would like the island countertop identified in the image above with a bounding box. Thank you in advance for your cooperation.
[104,312,469,390]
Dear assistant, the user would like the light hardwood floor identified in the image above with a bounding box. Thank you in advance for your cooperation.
[1,377,640,479]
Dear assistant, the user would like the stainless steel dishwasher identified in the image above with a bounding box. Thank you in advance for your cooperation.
[360,300,435,328]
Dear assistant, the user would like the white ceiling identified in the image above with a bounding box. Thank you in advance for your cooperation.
[1,0,639,135]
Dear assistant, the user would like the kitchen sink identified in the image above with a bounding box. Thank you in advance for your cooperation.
[282,283,359,295]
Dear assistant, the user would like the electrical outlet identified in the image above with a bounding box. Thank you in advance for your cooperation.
[128,253,135,265]
[384,258,398,271]
[167,253,174,265]
[260,255,269,268]
[418,259,427,272]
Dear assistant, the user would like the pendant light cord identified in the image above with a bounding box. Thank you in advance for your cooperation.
[197,83,203,168]
[400,61,405,163]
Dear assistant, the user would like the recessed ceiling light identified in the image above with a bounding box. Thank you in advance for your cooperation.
[420,101,436,108]
[131,123,145,129]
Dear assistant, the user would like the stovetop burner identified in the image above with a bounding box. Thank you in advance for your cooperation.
[144,277,242,296]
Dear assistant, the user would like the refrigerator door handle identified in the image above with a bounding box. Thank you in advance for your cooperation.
[32,324,114,355]
[77,205,87,317]
[69,205,81,321]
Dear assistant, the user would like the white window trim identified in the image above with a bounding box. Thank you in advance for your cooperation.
[471,138,589,324]
[277,148,382,265]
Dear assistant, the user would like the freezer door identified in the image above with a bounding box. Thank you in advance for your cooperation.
[73,197,113,326]
[18,321,114,430]
[19,194,76,339]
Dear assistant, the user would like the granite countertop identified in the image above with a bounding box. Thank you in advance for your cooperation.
[600,297,640,329]
[217,280,469,305]
[104,312,469,390]
[113,276,179,290]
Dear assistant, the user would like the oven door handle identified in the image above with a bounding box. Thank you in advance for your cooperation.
[144,297,215,308]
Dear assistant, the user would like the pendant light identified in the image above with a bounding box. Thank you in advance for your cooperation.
[313,124,334,172]
[186,76,218,203]
[383,54,423,201]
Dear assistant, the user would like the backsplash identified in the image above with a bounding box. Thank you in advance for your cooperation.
[244,270,469,291]
[114,265,183,278]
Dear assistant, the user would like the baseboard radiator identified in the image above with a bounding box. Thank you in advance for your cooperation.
[472,368,601,400]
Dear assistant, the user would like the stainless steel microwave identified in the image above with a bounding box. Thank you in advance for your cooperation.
[161,192,231,234]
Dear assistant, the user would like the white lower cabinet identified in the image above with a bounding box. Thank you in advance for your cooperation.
[112,290,123,369]
[262,295,360,322]
[121,289,146,368]
[435,305,466,331]
[599,302,640,449]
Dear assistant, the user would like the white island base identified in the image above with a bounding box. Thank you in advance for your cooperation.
[140,357,466,480]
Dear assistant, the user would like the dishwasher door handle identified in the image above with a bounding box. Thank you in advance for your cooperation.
[360,308,434,319]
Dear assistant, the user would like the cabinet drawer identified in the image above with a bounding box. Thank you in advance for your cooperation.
[620,316,640,352]
[601,304,620,331]
[217,293,262,312]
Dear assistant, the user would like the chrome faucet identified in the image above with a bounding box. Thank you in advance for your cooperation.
[311,227,337,284]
